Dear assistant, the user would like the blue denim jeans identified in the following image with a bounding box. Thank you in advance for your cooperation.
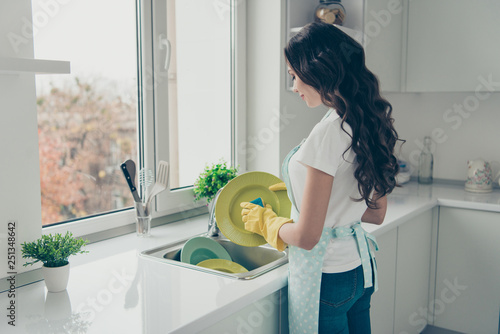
[319,264,375,334]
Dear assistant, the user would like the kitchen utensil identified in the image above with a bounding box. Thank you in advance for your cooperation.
[139,168,154,201]
[146,161,169,204]
[180,236,232,265]
[465,159,500,193]
[215,171,291,247]
[121,160,141,202]
[196,259,248,274]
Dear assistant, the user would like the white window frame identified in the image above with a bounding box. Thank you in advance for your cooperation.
[43,0,247,238]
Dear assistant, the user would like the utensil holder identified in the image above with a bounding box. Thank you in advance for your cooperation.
[135,201,152,237]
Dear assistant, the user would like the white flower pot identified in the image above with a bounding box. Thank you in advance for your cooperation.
[42,263,70,292]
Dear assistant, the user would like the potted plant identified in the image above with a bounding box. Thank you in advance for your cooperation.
[194,160,238,204]
[21,232,88,292]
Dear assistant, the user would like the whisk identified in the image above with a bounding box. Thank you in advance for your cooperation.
[139,168,154,203]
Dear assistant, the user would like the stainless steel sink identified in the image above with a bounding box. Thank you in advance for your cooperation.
[139,234,288,280]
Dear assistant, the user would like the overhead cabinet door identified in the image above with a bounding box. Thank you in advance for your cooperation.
[406,0,500,92]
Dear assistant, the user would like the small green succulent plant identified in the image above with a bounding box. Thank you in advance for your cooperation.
[21,232,88,268]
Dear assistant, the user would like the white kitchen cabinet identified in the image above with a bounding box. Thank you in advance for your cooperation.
[406,0,500,92]
[364,0,406,92]
[371,228,397,334]
[199,290,281,334]
[394,210,433,334]
[434,207,500,334]
[371,209,434,334]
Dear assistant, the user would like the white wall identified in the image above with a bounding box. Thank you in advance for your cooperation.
[0,0,43,280]
[246,0,329,178]
[387,91,500,182]
[277,89,500,184]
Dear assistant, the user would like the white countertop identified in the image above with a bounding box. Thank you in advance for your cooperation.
[2,182,500,333]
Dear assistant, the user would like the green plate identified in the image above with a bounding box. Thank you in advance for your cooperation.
[180,237,232,265]
[215,171,291,247]
[196,259,248,274]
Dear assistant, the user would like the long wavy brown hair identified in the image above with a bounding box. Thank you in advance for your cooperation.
[285,22,402,208]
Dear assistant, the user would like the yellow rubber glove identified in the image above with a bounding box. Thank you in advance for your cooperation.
[240,202,291,251]
[268,182,287,192]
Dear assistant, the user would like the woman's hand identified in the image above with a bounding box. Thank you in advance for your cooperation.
[240,202,291,251]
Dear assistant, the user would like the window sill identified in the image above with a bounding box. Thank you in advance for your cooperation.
[42,205,207,242]
[82,206,208,244]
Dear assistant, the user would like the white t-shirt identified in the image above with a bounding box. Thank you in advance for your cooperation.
[288,109,367,273]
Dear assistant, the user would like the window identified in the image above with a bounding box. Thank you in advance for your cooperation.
[164,1,232,189]
[33,0,139,226]
[31,0,245,236]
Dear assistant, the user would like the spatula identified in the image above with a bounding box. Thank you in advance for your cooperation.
[146,161,169,204]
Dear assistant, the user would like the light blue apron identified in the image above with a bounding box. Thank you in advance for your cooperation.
[282,111,379,334]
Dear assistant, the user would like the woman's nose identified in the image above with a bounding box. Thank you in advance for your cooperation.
[292,81,298,93]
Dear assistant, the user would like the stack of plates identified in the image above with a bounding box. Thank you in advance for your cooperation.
[215,171,291,247]
[180,236,248,274]
[180,237,231,265]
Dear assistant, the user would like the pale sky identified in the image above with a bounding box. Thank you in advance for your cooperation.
[32,0,137,95]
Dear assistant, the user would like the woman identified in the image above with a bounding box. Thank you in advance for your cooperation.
[241,22,401,333]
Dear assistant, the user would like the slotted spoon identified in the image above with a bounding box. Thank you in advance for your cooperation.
[146,161,169,204]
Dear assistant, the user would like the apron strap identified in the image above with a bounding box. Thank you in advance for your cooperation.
[281,139,305,212]
[330,222,379,291]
